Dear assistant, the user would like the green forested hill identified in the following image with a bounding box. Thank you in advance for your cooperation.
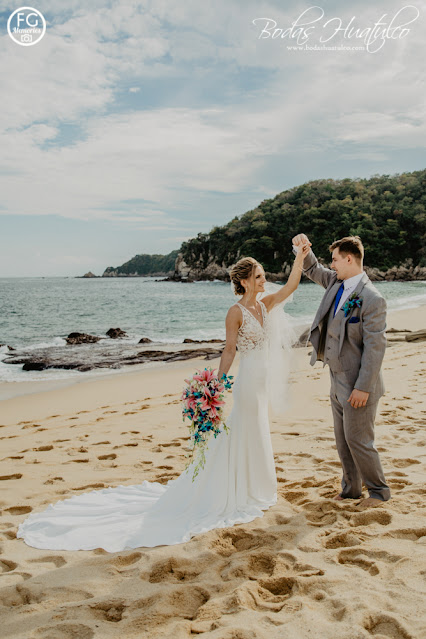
[180,169,426,272]
[103,250,179,276]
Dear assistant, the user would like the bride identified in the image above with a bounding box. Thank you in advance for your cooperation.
[17,243,310,552]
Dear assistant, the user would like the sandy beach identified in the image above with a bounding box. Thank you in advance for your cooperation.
[0,306,425,638]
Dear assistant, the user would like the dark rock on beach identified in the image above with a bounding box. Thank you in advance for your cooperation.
[106,327,127,339]
[3,341,225,373]
[183,338,224,344]
[295,327,311,347]
[297,326,420,349]
[65,332,101,345]
[138,337,153,344]
[23,362,49,371]
[405,329,426,343]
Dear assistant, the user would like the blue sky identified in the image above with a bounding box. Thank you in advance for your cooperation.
[0,0,424,276]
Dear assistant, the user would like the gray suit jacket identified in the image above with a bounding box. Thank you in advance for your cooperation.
[299,249,387,399]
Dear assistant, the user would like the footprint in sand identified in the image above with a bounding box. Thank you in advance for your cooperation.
[387,527,426,540]
[338,549,379,575]
[0,474,22,481]
[72,483,105,491]
[222,550,285,582]
[0,559,18,573]
[147,557,202,583]
[125,584,210,628]
[280,490,310,505]
[87,599,127,622]
[44,477,64,484]
[109,552,143,568]
[350,510,392,528]
[2,529,17,540]
[210,529,281,557]
[155,472,179,484]
[323,531,363,549]
[392,458,421,468]
[97,453,117,460]
[28,555,67,568]
[388,478,412,490]
[258,575,296,600]
[11,583,95,608]
[34,624,95,639]
[364,613,413,639]
[300,502,339,527]
[5,506,32,515]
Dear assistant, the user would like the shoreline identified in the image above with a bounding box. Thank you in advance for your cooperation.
[0,305,424,414]
[0,305,424,404]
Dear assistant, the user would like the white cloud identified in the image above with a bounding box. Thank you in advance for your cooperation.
[0,0,424,227]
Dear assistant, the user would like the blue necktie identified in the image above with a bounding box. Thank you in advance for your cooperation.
[333,282,345,317]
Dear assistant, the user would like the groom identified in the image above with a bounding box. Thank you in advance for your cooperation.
[292,234,390,507]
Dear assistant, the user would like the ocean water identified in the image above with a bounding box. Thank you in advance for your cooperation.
[1,276,426,384]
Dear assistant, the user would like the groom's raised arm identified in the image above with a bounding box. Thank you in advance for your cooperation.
[292,234,335,289]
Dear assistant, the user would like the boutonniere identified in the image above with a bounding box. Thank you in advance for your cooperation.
[342,293,362,318]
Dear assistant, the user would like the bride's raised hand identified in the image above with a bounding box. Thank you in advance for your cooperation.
[261,242,310,311]
[294,242,310,267]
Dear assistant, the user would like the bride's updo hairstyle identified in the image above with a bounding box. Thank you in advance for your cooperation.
[230,257,259,295]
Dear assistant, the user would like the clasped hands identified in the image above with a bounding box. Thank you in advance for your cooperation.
[292,233,312,250]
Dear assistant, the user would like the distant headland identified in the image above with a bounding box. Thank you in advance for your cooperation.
[80,169,426,282]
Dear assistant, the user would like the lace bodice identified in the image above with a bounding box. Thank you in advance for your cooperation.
[236,300,269,356]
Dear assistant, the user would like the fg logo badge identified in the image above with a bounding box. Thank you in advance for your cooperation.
[7,7,46,46]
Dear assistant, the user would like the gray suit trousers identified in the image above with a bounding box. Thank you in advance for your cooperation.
[330,370,390,501]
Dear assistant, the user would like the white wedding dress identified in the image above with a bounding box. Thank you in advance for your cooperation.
[17,300,279,552]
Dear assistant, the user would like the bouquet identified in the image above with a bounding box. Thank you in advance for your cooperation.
[181,367,234,480]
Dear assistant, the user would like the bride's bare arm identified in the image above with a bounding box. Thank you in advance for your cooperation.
[261,243,310,312]
[217,305,241,379]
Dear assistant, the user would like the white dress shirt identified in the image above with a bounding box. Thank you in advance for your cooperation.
[335,272,364,314]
